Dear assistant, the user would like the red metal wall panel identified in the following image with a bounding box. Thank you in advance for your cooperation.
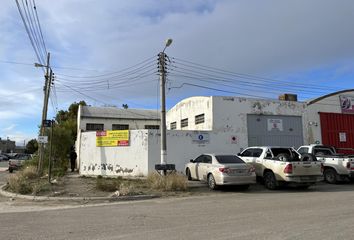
[319,112,354,154]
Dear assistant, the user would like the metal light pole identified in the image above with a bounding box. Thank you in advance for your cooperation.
[159,39,172,167]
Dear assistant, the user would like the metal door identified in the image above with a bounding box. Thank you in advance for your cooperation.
[247,114,303,148]
[320,112,354,154]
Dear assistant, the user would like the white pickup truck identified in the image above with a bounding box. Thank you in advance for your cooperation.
[238,146,323,189]
[297,144,354,184]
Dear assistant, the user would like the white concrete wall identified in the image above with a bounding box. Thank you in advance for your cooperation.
[79,129,244,176]
[147,130,244,173]
[212,96,307,147]
[166,96,213,130]
[306,91,354,144]
[79,130,149,177]
[80,117,160,131]
[167,96,307,148]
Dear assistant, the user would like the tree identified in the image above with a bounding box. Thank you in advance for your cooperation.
[26,139,38,154]
[42,101,87,173]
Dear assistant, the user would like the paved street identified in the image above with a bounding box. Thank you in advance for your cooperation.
[1,168,354,240]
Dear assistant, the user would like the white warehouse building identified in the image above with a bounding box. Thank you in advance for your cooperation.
[167,90,354,152]
[76,90,354,177]
[166,95,307,151]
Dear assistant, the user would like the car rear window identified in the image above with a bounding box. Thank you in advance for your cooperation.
[215,155,245,164]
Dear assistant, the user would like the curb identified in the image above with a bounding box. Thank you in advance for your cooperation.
[0,184,159,202]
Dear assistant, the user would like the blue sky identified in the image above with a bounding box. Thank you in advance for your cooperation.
[1,0,354,146]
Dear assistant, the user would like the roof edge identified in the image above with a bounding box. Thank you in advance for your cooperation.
[307,89,354,106]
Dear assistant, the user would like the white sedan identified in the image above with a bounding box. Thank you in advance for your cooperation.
[185,154,256,190]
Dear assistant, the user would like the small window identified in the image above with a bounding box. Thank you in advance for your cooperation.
[203,155,212,164]
[145,125,160,130]
[195,114,205,125]
[240,149,252,157]
[194,155,204,163]
[112,124,129,130]
[170,122,177,130]
[252,149,263,157]
[181,118,188,128]
[86,123,104,131]
[297,147,309,155]
[215,155,245,164]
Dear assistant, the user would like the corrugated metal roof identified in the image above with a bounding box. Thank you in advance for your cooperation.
[81,106,160,120]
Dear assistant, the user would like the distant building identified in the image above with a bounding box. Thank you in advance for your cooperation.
[77,105,161,132]
[0,138,16,153]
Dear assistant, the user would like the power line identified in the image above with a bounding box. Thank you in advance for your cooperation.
[15,0,44,70]
[169,82,275,99]
[54,55,156,79]
[32,0,48,55]
[172,57,339,91]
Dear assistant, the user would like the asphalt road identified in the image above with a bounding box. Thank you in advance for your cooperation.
[1,170,354,240]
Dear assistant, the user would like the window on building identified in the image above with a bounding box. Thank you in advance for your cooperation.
[181,118,188,128]
[170,122,177,130]
[145,125,160,130]
[112,124,129,130]
[195,114,205,125]
[86,123,104,131]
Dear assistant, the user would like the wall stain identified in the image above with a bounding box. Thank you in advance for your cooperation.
[83,163,134,174]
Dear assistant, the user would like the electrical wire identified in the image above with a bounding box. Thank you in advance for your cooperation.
[172,57,341,91]
[15,0,45,71]
[54,55,156,79]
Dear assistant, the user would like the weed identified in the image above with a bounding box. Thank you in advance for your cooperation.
[95,177,122,192]
[147,172,188,191]
[7,174,32,194]
[7,168,51,195]
[21,166,38,180]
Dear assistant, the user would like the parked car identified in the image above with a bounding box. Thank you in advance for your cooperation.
[8,153,32,173]
[185,153,256,190]
[0,154,9,161]
[297,144,354,183]
[238,146,323,190]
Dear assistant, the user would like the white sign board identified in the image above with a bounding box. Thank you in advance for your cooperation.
[267,119,283,131]
[38,136,48,144]
[192,132,209,144]
[339,132,347,142]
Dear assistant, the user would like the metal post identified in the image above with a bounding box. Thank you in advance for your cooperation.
[159,52,167,168]
[37,52,51,175]
[48,120,54,183]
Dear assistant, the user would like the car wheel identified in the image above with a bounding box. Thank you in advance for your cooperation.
[264,171,278,190]
[324,168,338,184]
[208,174,217,190]
[186,168,192,181]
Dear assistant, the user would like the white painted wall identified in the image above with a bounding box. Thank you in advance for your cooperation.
[212,96,307,147]
[306,91,354,144]
[77,105,160,132]
[167,96,307,148]
[79,129,244,176]
[79,131,149,177]
[166,96,213,130]
[80,117,160,131]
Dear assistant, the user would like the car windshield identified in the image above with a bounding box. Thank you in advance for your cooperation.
[215,155,245,164]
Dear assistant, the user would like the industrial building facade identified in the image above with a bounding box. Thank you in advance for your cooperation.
[167,90,354,151]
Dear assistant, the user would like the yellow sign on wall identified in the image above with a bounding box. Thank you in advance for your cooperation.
[96,130,129,147]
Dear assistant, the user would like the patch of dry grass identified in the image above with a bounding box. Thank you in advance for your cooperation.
[147,172,188,191]
[6,167,50,195]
